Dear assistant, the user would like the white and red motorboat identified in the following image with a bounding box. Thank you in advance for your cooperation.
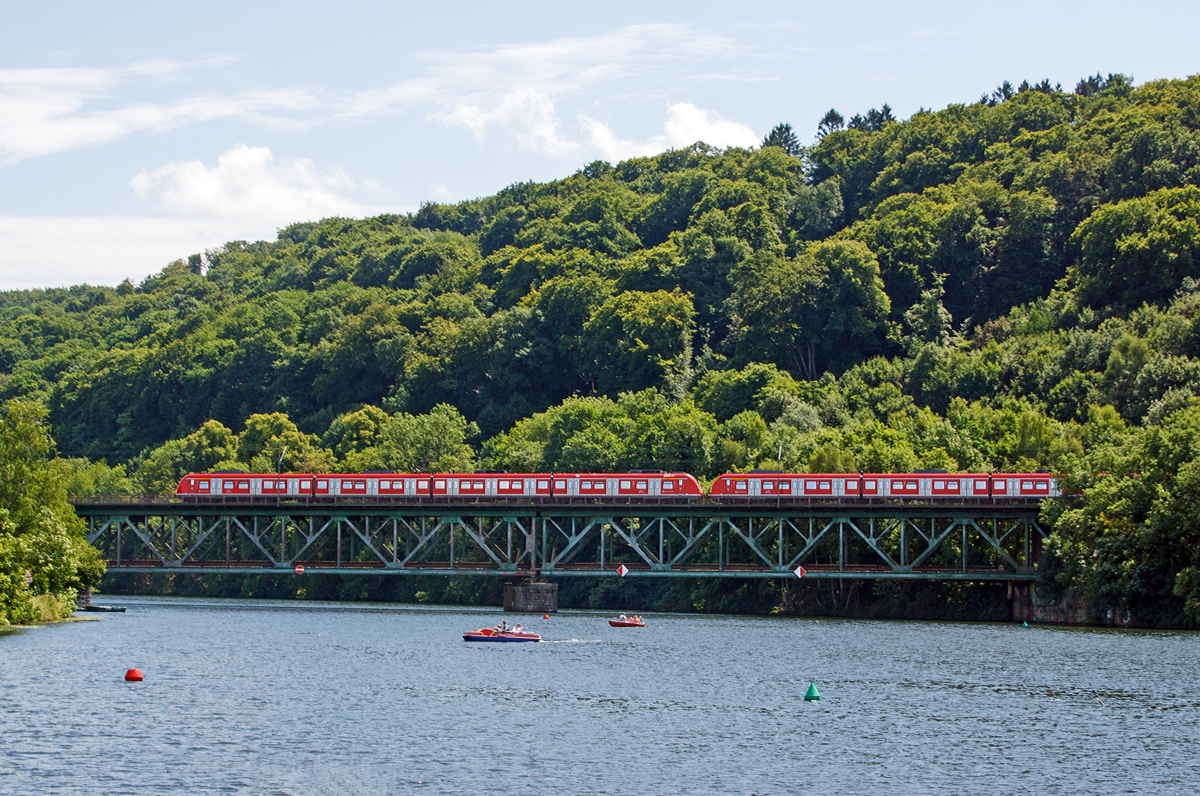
[609,617,646,627]
[462,627,542,642]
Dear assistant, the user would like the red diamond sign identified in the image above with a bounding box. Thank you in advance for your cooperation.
[794,565,806,579]
[617,564,629,577]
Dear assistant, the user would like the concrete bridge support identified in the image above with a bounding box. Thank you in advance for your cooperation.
[504,581,558,614]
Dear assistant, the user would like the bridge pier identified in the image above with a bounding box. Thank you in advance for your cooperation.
[504,581,558,614]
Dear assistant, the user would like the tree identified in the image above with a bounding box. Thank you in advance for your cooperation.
[761,123,802,157]
[0,400,104,624]
[816,109,844,139]
[732,241,890,379]
[583,289,696,395]
[1072,187,1200,309]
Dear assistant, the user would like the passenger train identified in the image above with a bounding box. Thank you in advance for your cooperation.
[174,470,1060,502]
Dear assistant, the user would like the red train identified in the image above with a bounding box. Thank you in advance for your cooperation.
[174,470,1059,501]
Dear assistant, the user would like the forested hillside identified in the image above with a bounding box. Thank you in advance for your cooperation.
[6,73,1200,625]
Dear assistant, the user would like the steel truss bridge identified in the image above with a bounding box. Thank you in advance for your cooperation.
[73,498,1046,581]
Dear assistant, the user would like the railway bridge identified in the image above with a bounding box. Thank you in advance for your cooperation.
[75,497,1047,608]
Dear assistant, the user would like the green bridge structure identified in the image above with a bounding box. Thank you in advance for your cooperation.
[73,497,1047,583]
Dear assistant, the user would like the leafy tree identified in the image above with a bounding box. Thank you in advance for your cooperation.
[583,289,696,395]
[0,400,104,624]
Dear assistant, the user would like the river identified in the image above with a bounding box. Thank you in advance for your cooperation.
[1,597,1196,795]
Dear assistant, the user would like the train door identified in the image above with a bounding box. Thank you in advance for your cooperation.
[967,476,990,498]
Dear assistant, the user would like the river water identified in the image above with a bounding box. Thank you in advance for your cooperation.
[1,597,1196,795]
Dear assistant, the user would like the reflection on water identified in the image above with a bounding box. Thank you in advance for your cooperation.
[1,596,1197,795]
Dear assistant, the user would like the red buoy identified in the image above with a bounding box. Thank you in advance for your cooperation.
[543,614,549,619]
[124,668,143,682]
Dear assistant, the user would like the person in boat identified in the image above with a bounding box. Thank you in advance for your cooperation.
[619,613,627,621]
[515,623,523,633]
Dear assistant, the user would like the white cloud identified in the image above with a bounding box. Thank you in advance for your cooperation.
[0,60,317,164]
[580,102,760,162]
[0,145,406,289]
[435,87,579,157]
[0,25,749,164]
[131,144,386,226]
[0,215,264,290]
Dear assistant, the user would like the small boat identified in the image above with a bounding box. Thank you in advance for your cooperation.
[462,627,542,642]
[609,617,646,627]
[78,605,126,613]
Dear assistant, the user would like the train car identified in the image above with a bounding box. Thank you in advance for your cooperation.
[708,472,1034,501]
[990,473,1060,499]
[709,472,862,499]
[547,472,702,499]
[176,471,703,501]
[859,473,993,499]
[175,472,434,500]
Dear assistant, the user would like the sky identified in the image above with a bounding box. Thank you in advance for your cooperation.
[1,0,1198,291]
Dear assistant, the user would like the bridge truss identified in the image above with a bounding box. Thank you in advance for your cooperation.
[74,499,1046,581]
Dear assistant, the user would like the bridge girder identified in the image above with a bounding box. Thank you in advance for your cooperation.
[76,500,1046,581]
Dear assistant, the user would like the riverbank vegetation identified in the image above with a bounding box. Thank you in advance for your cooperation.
[6,73,1200,626]
[0,400,105,624]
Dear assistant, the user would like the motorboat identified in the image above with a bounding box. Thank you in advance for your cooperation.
[462,627,542,642]
[609,617,646,627]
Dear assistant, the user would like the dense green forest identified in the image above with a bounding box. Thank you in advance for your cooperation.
[6,72,1200,626]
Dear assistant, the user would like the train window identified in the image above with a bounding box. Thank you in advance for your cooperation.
[662,481,674,491]
[762,481,775,491]
[994,479,1007,491]
[934,480,945,489]
[342,480,353,490]
[847,480,858,490]
[820,481,830,490]
[1022,480,1033,490]
[356,481,365,489]
[475,481,484,489]
[948,481,959,490]
[975,480,987,491]
[1037,481,1047,490]
[434,480,445,489]
[865,480,876,490]
[301,480,311,490]
[198,480,210,490]
[238,481,249,490]
[636,481,647,490]
[734,481,747,491]
[779,481,791,492]
[620,480,631,489]
[380,480,390,489]
[418,480,429,490]
[224,481,233,489]
[537,480,549,490]
[317,480,327,489]
[555,480,566,490]
[805,480,816,490]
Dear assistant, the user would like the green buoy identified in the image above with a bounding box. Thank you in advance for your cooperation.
[1023,621,1029,627]
[804,680,821,701]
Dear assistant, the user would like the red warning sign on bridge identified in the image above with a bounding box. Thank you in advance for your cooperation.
[794,565,806,579]
[295,565,305,575]
[617,564,629,577]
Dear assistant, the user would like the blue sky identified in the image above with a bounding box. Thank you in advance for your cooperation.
[1,1,1198,289]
